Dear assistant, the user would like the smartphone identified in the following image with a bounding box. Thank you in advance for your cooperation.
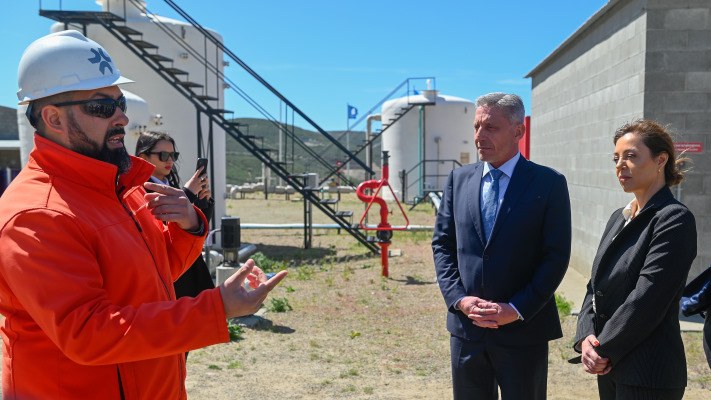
[196,158,208,173]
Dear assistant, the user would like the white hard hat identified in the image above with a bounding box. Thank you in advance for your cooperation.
[17,30,133,104]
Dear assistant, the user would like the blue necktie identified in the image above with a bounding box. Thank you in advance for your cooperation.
[483,169,503,242]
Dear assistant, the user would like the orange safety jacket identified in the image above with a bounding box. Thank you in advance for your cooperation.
[0,135,229,399]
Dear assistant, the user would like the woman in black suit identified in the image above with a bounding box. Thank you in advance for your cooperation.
[574,119,697,399]
[135,132,216,299]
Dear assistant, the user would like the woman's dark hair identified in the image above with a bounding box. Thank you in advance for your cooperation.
[613,119,688,187]
[135,131,180,187]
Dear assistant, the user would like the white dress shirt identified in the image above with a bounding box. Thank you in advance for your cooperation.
[480,152,520,220]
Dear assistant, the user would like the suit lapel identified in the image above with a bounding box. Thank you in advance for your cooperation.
[591,187,674,284]
[487,157,534,244]
[591,215,625,284]
[466,163,486,247]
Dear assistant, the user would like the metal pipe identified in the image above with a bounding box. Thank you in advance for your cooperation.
[366,114,382,173]
[434,136,441,189]
[240,223,433,231]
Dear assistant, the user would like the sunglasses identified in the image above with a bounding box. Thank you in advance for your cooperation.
[146,151,180,162]
[52,96,127,119]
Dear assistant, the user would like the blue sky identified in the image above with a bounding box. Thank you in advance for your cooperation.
[2,0,608,131]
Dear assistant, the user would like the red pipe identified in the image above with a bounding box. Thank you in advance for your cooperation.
[356,158,392,277]
[355,152,408,277]
[356,179,390,226]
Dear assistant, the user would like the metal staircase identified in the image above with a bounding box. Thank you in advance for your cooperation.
[38,0,380,253]
[319,77,435,177]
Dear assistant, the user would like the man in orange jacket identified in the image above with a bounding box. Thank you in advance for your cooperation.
[0,30,287,399]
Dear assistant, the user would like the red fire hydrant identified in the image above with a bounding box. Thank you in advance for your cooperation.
[356,151,409,277]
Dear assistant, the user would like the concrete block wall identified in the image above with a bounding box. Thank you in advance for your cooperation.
[529,0,711,280]
[643,2,711,278]
[529,0,648,279]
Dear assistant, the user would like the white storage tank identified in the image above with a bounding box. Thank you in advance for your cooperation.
[18,0,228,236]
[381,90,475,201]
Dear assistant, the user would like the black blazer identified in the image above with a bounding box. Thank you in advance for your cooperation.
[574,186,697,389]
[433,156,572,345]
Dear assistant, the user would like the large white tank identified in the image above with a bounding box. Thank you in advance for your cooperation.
[18,0,228,236]
[381,90,475,201]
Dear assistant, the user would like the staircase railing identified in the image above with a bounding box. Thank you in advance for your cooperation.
[401,159,462,204]
[37,0,380,253]
[319,77,435,182]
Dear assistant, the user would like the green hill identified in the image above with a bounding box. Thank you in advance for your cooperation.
[224,118,380,185]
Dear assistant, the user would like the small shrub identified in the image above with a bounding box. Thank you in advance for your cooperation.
[342,265,354,281]
[295,265,315,281]
[555,293,572,316]
[251,252,286,273]
[227,361,242,369]
[339,369,359,378]
[227,321,245,341]
[325,276,335,287]
[267,297,293,312]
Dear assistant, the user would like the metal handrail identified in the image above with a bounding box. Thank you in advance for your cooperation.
[402,159,462,201]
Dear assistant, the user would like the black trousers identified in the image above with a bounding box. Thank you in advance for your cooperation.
[450,335,548,400]
[597,374,684,400]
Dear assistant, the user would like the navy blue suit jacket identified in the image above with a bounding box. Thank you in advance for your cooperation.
[432,157,572,345]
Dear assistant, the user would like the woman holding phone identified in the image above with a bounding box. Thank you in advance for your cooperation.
[135,131,215,301]
[574,120,697,399]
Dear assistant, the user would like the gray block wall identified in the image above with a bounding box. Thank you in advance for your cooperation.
[643,3,711,278]
[528,0,648,280]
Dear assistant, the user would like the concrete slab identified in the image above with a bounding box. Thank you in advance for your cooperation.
[232,307,268,329]
[680,314,704,333]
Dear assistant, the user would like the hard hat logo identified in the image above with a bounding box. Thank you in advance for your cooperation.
[88,48,114,76]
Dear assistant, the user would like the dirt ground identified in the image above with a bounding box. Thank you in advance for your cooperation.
[0,193,707,398]
[182,194,711,399]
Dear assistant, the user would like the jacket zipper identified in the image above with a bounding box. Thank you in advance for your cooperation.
[116,187,184,398]
[115,188,172,301]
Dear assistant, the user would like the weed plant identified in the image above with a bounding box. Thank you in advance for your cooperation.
[267,297,293,312]
[555,293,573,316]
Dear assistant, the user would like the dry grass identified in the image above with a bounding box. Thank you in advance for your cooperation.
[183,193,711,399]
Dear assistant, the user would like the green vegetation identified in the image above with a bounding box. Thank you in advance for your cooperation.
[555,293,573,316]
[295,265,315,281]
[250,252,286,273]
[266,297,293,313]
[227,321,245,341]
[339,369,359,378]
[227,361,242,369]
[225,117,379,185]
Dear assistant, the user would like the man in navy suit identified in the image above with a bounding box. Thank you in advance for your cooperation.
[432,93,571,400]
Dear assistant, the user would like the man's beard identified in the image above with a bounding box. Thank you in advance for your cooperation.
[67,111,132,175]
